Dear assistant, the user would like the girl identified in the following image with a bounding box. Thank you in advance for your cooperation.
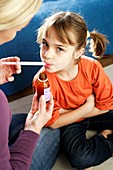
[34,11,113,169]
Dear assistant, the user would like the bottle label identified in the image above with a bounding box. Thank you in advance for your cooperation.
[44,87,50,102]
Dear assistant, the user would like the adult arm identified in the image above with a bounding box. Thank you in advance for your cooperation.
[0,90,53,170]
[0,91,38,170]
[9,130,39,170]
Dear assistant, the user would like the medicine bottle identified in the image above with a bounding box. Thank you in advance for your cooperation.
[33,72,50,102]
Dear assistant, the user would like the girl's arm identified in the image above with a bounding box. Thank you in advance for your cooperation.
[83,107,109,118]
[50,94,94,129]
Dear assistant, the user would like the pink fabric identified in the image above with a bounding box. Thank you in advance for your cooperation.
[0,90,39,170]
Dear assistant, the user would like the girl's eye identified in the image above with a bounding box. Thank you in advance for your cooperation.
[42,41,48,47]
[57,47,63,52]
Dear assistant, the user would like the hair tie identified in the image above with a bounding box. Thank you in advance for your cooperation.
[87,30,90,38]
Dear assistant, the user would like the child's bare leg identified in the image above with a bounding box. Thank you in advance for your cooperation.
[100,130,112,138]
[84,167,93,170]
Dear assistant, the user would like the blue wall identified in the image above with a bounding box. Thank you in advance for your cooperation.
[0,0,113,95]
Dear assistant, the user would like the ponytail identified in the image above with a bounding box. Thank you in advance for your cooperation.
[89,31,109,58]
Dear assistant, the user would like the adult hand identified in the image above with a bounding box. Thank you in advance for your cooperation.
[0,57,21,85]
[24,92,53,134]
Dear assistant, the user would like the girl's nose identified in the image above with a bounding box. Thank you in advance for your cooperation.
[44,50,53,59]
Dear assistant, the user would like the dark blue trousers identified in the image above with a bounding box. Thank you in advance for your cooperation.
[61,110,113,169]
[9,113,60,170]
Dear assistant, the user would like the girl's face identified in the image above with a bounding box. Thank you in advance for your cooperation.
[0,21,29,45]
[40,27,77,74]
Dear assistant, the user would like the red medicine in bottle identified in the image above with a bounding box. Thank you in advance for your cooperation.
[33,72,50,102]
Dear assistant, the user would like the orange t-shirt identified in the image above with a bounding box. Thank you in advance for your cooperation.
[42,56,113,126]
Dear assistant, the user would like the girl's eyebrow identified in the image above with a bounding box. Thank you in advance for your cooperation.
[42,38,67,48]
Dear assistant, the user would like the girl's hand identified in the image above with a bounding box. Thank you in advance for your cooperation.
[0,57,21,85]
[86,94,95,112]
[24,92,54,134]
[59,108,72,114]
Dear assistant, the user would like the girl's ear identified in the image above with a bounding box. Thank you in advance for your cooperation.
[74,48,85,59]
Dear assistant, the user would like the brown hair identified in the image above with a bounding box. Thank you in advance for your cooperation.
[38,11,109,58]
